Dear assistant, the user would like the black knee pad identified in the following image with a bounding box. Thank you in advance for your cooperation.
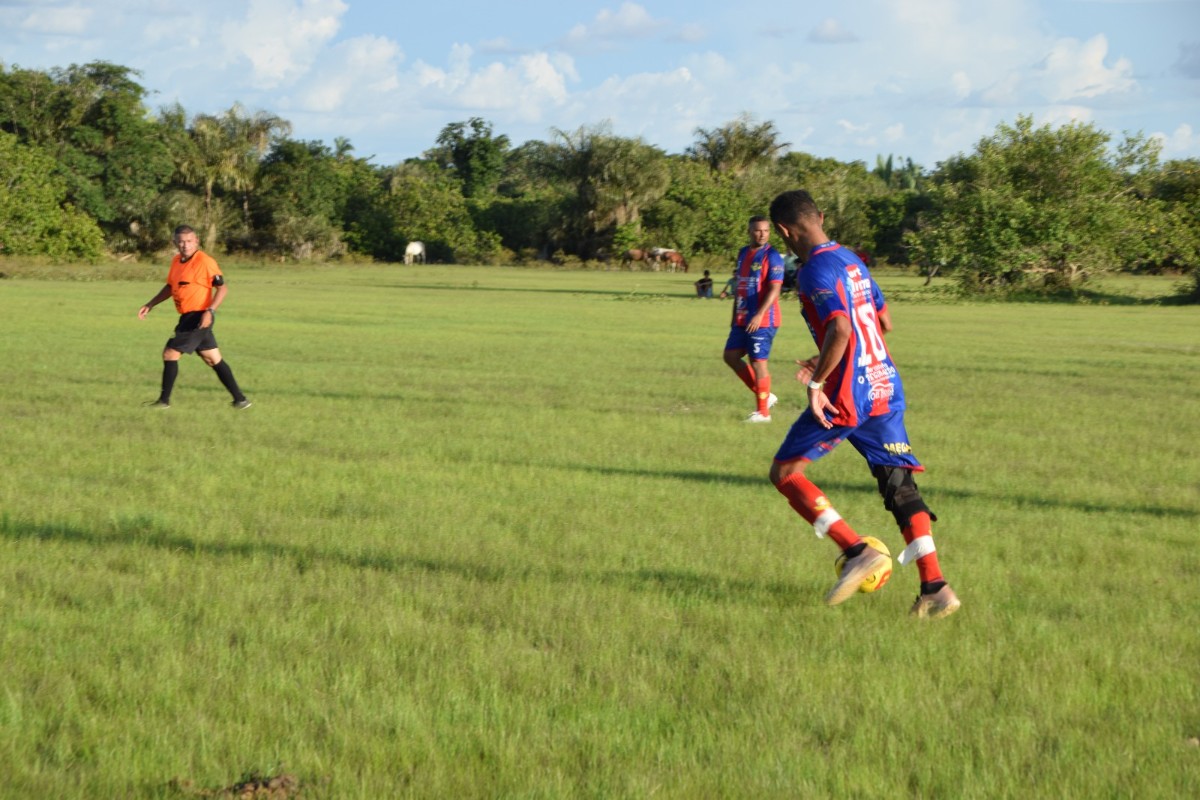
[871,465,936,529]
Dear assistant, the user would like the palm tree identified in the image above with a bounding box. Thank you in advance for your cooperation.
[176,104,290,244]
[177,113,235,244]
[688,113,789,176]
[222,104,291,228]
[333,136,354,160]
[546,123,670,256]
[874,153,923,191]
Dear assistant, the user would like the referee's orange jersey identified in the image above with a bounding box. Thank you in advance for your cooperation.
[166,251,222,313]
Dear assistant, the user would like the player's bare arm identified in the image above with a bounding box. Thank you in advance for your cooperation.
[200,283,228,329]
[747,280,783,332]
[807,315,851,430]
[795,356,819,384]
[139,285,172,319]
[877,306,893,335]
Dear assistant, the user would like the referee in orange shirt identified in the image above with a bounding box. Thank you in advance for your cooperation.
[138,225,251,410]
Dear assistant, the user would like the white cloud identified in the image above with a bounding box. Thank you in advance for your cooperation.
[290,34,403,113]
[0,0,1195,171]
[1035,35,1135,101]
[562,2,665,50]
[220,0,348,89]
[412,47,577,120]
[809,18,858,44]
[675,23,706,44]
[951,71,972,100]
[1039,105,1095,126]
[1152,123,1200,158]
[465,53,573,114]
[886,0,1032,69]
[477,37,521,55]
[20,4,92,35]
[979,72,1022,106]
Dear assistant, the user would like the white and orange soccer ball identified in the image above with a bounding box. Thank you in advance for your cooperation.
[834,536,893,593]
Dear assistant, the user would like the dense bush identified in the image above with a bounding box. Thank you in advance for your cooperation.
[2,63,1196,300]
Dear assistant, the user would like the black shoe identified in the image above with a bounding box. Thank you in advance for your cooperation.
[144,399,170,409]
[231,399,253,410]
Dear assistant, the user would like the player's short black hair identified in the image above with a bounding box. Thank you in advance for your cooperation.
[748,215,769,226]
[769,191,821,225]
[173,224,198,238]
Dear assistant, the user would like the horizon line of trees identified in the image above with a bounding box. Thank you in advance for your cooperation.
[2,60,1198,299]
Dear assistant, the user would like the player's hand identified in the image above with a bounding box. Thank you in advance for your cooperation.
[808,387,838,430]
[745,314,763,333]
[199,309,213,329]
[138,305,151,320]
[795,356,818,384]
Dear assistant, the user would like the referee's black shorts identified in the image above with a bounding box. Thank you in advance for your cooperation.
[165,311,218,353]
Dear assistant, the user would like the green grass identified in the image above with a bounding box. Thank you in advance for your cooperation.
[1,264,1198,798]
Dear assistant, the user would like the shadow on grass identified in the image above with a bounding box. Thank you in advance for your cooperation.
[0,514,809,607]
[549,461,1197,519]
[386,283,695,300]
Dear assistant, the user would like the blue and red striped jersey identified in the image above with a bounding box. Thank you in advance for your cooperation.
[733,244,785,327]
[797,242,905,426]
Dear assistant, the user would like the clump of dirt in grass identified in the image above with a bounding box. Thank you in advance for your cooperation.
[168,770,302,798]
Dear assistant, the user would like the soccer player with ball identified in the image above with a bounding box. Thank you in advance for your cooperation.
[767,190,960,619]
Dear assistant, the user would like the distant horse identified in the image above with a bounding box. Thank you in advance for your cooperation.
[647,247,685,272]
[621,248,648,268]
[404,241,426,264]
[662,250,689,273]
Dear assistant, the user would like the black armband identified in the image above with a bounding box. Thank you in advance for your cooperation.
[212,275,225,286]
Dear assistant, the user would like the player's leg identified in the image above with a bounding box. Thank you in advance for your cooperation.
[198,344,250,408]
[723,329,757,394]
[747,327,778,420]
[848,412,960,618]
[153,346,183,407]
[750,358,771,415]
[152,310,214,407]
[771,414,888,605]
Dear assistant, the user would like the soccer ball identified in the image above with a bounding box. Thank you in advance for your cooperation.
[834,536,893,593]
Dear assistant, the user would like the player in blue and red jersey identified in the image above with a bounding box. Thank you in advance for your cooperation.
[766,190,960,619]
[723,216,786,422]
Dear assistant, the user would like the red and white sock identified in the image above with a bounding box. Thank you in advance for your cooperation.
[900,511,943,585]
[756,373,772,415]
[775,471,861,550]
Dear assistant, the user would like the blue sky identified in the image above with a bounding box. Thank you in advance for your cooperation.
[2,0,1197,169]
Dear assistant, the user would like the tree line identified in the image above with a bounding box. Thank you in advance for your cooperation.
[1,61,1197,298]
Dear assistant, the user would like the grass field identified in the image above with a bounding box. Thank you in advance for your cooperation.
[1,263,1198,798]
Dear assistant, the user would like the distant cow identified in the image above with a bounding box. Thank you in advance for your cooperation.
[404,241,426,264]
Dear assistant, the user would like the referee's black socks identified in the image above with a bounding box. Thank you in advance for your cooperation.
[211,360,246,403]
[159,360,179,404]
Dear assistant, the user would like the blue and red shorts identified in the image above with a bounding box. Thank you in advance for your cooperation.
[724,325,777,361]
[774,408,923,471]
